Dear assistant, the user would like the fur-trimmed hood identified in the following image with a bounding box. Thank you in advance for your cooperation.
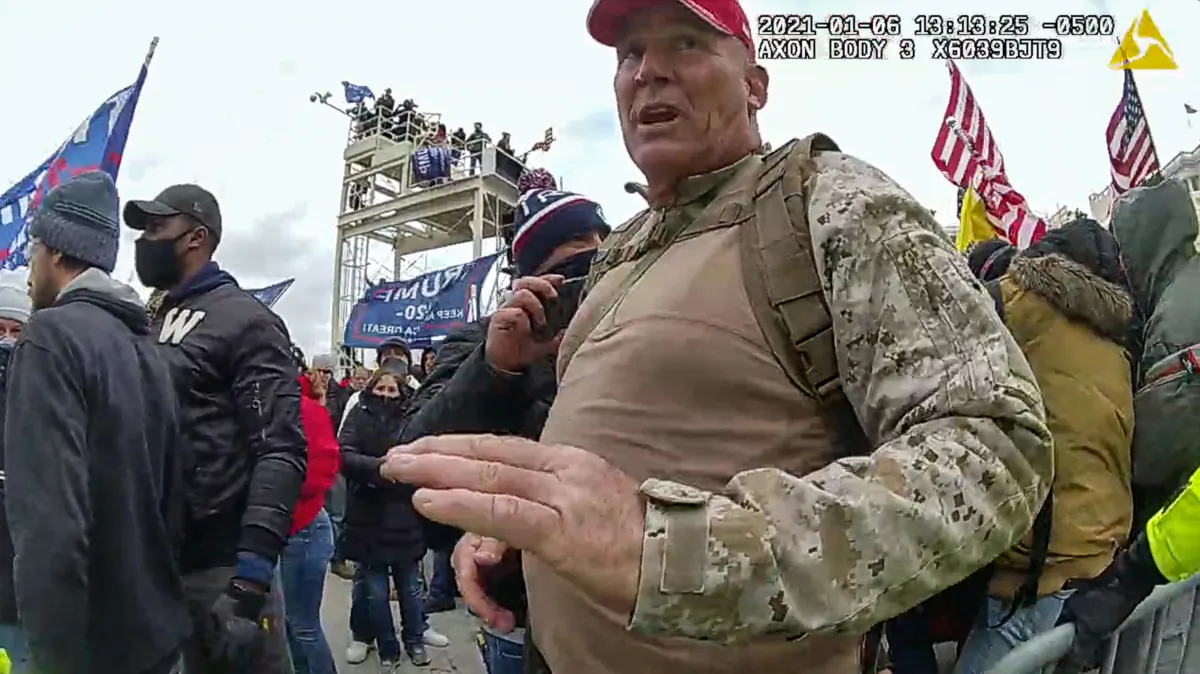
[1009,253,1133,342]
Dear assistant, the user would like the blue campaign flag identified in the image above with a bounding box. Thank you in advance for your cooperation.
[342,81,375,104]
[0,38,158,270]
[343,253,499,349]
[247,278,295,309]
[411,145,452,184]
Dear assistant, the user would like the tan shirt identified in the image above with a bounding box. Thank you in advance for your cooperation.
[529,222,858,673]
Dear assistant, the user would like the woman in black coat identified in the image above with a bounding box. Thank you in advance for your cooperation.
[338,368,433,667]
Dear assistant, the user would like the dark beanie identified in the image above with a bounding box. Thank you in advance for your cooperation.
[376,336,411,363]
[1022,217,1127,288]
[512,189,610,276]
[28,171,119,273]
[967,239,1016,282]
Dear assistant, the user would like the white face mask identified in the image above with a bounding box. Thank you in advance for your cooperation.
[0,337,16,348]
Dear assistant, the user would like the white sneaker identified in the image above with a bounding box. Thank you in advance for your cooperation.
[423,627,450,647]
[346,640,373,664]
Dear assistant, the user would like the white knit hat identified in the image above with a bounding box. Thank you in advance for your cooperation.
[0,285,31,325]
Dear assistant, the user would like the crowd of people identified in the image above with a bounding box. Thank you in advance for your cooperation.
[348,87,520,179]
[1,0,1199,674]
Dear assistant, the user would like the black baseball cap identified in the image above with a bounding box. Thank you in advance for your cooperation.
[123,184,222,242]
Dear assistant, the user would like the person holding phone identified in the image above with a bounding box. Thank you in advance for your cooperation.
[395,188,610,674]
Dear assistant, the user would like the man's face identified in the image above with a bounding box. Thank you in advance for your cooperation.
[350,368,369,390]
[27,239,62,311]
[537,232,603,274]
[614,5,766,182]
[135,214,206,289]
[139,214,197,244]
[379,347,409,369]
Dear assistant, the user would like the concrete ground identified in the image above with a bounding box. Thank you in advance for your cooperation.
[321,571,486,674]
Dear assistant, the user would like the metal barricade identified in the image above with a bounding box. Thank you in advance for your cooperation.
[982,574,1200,674]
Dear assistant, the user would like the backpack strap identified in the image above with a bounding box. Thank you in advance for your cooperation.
[739,133,841,402]
[990,494,1054,627]
[980,279,1053,626]
[578,159,764,344]
[985,279,1006,321]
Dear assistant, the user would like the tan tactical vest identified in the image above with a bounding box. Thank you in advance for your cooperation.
[581,133,868,456]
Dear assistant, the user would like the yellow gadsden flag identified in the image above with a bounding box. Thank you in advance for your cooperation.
[1109,10,1176,70]
[956,187,998,252]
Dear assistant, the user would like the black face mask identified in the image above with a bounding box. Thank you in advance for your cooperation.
[378,394,404,410]
[135,232,188,289]
[542,248,597,279]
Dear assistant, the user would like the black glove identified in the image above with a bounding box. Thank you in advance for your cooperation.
[1054,534,1165,674]
[205,579,269,673]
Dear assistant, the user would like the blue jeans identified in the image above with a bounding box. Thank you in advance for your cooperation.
[428,549,457,602]
[951,591,1072,674]
[280,509,337,674]
[478,629,524,674]
[351,561,428,659]
[324,477,346,563]
[0,623,30,673]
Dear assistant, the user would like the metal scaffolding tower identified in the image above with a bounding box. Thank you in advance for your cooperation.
[328,107,522,357]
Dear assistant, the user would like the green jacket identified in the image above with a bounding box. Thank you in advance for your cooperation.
[1111,179,1200,525]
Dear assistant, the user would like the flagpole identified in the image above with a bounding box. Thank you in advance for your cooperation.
[145,37,159,67]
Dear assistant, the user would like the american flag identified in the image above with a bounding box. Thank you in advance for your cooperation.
[931,61,1046,248]
[529,127,555,153]
[931,61,1004,186]
[1106,70,1160,195]
[973,170,1046,249]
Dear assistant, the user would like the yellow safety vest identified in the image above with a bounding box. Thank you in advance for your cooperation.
[1146,464,1200,582]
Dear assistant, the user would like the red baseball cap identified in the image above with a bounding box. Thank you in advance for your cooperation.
[587,0,754,52]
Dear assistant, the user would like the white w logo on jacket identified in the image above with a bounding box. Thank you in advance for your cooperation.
[158,307,206,345]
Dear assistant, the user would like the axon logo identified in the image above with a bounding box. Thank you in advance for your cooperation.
[158,307,207,345]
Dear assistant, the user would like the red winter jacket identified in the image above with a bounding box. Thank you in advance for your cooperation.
[292,375,341,534]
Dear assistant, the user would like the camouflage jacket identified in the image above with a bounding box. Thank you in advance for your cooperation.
[623,149,1054,642]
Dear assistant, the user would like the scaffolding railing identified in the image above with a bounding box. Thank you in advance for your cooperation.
[982,573,1200,674]
[346,105,441,147]
[345,107,533,189]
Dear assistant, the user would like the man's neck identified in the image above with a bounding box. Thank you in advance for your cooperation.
[643,147,757,208]
[54,268,91,299]
[169,259,211,295]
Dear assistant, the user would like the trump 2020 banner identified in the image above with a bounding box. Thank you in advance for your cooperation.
[343,253,499,349]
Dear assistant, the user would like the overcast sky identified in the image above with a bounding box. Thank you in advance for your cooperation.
[1,0,1197,354]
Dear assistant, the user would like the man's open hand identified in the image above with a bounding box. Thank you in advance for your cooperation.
[381,435,644,618]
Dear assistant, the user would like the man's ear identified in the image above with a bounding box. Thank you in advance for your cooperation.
[747,64,769,112]
[190,226,214,253]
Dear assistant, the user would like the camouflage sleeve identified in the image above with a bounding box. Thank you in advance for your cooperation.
[627,152,1053,642]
